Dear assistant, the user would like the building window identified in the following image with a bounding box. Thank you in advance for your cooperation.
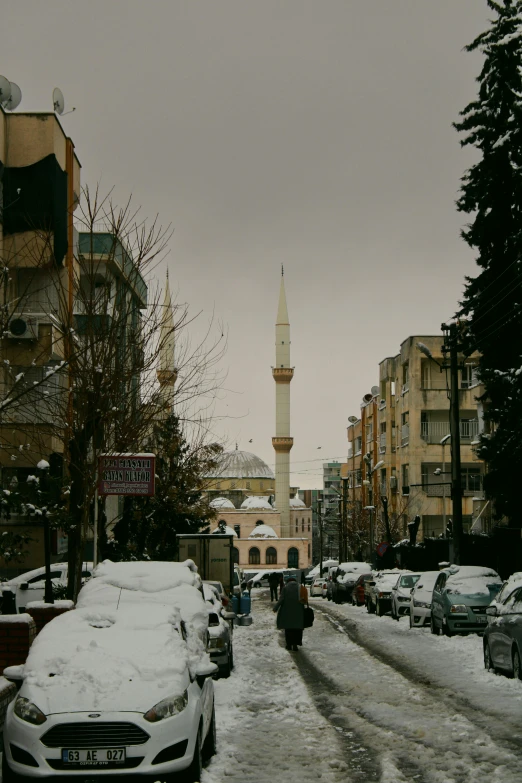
[402,363,409,391]
[401,464,409,495]
[246,481,251,489]
[308,518,311,532]
[301,519,304,532]
[308,544,311,558]
[462,467,482,493]
[232,547,239,564]
[355,469,362,487]
[461,363,478,389]
[266,547,277,565]
[354,436,362,455]
[249,547,260,565]
[287,548,299,568]
[234,524,241,538]
[295,520,298,532]
[256,520,264,526]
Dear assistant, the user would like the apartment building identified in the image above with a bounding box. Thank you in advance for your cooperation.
[346,335,483,546]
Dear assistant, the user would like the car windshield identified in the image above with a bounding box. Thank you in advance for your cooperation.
[400,575,420,588]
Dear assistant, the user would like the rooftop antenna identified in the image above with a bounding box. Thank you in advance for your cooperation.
[2,81,22,111]
[0,76,11,106]
[53,87,75,116]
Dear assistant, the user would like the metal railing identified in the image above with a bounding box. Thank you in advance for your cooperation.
[420,420,478,443]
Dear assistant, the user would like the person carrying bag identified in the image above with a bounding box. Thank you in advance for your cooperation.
[300,583,314,628]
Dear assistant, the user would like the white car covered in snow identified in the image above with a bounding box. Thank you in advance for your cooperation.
[1,562,93,614]
[390,572,421,620]
[203,583,235,678]
[310,576,328,598]
[2,560,217,782]
[409,570,440,628]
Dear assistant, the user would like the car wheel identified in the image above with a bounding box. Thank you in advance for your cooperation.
[352,594,357,606]
[430,616,440,635]
[442,618,453,637]
[376,600,383,617]
[513,648,522,680]
[484,642,495,673]
[202,705,217,761]
[183,726,203,782]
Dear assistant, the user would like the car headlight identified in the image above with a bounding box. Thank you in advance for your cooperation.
[413,600,431,609]
[144,690,189,722]
[450,604,468,613]
[14,697,46,725]
[207,637,225,650]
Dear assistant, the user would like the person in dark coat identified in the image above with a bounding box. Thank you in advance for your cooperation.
[273,576,306,651]
[268,572,279,602]
[278,574,285,596]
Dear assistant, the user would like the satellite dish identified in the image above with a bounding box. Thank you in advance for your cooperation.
[53,87,65,115]
[5,82,22,111]
[0,76,11,106]
[371,386,380,396]
[362,393,373,403]
[348,416,358,424]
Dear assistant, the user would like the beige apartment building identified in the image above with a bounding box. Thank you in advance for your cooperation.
[346,335,484,547]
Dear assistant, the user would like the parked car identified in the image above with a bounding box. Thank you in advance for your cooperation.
[365,570,406,616]
[488,572,522,615]
[409,570,440,628]
[203,580,229,608]
[3,560,218,783]
[390,572,421,620]
[203,584,234,678]
[310,576,328,598]
[483,583,522,677]
[331,562,373,604]
[431,565,502,636]
[351,573,372,606]
[1,562,92,613]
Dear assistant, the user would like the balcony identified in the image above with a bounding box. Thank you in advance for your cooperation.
[420,420,479,444]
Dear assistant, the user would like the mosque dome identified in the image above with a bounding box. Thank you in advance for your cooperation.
[290,496,306,508]
[211,525,237,537]
[248,524,278,539]
[210,450,274,480]
[209,497,235,510]
[240,496,273,511]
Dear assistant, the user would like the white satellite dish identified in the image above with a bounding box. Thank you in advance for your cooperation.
[0,75,11,106]
[53,87,65,115]
[371,386,380,397]
[5,82,22,111]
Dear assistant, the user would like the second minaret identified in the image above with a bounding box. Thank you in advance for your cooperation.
[272,269,293,537]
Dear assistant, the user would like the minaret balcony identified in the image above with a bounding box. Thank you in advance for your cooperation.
[272,436,294,452]
[272,367,294,383]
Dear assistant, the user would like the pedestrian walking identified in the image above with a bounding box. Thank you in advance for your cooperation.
[268,571,279,602]
[279,574,285,596]
[273,576,308,651]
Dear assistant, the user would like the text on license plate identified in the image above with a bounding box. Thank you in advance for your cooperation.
[62,748,126,766]
[476,616,487,624]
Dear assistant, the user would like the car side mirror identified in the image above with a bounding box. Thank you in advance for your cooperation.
[486,605,498,617]
[19,583,29,591]
[4,665,24,683]
[195,661,218,688]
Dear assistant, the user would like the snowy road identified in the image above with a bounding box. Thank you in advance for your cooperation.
[204,590,522,783]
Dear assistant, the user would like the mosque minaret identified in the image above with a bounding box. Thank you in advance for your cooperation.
[157,271,177,414]
[272,268,294,537]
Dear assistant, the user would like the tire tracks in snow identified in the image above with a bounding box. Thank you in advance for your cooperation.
[295,602,522,783]
[318,602,522,756]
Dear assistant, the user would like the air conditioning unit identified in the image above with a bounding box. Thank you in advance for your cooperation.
[389,476,398,492]
[7,315,40,340]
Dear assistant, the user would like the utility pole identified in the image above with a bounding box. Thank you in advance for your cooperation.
[342,477,348,561]
[442,322,464,565]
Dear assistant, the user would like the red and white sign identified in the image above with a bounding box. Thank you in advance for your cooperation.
[376,541,390,557]
[98,453,156,497]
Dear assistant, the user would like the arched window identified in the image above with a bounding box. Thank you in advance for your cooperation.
[256,520,264,526]
[232,547,240,564]
[287,547,299,568]
[266,547,277,565]
[249,547,260,565]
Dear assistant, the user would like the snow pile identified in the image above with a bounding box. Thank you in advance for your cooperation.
[445,565,501,596]
[23,604,190,714]
[209,496,235,509]
[241,496,273,510]
[289,496,306,508]
[211,524,237,537]
[25,600,74,610]
[248,524,278,539]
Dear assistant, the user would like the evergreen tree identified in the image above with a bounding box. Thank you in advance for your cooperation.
[108,415,220,560]
[455,0,522,521]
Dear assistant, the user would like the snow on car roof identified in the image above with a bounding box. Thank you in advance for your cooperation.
[338,562,372,572]
[445,566,501,596]
[23,604,191,714]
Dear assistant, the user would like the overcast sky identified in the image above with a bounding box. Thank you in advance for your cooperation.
[3,1,489,488]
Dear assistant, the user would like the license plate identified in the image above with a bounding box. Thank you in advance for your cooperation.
[476,616,487,624]
[62,748,126,766]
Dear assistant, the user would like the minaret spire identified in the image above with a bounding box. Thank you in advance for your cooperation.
[157,271,177,410]
[272,270,294,536]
